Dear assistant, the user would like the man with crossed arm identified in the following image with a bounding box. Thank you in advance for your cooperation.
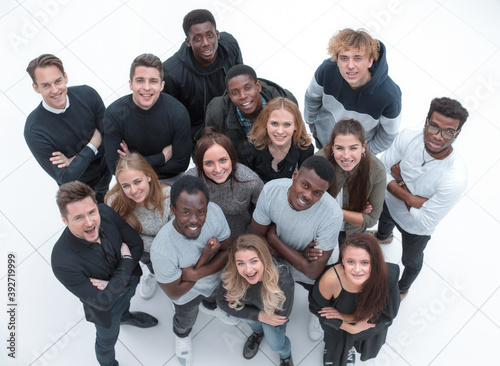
[52,181,158,366]
[151,175,238,366]
[369,97,469,301]
[250,156,343,342]
[25,54,111,203]
[103,53,191,182]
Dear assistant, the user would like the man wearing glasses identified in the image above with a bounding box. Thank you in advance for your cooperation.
[368,97,469,301]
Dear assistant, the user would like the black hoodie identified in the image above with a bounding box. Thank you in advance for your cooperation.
[162,32,242,142]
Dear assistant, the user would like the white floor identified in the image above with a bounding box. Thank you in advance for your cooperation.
[1,0,500,365]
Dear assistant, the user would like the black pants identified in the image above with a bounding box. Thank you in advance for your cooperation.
[377,202,431,292]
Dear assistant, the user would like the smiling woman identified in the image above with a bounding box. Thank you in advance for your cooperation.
[308,233,400,366]
[105,153,172,300]
[186,127,263,237]
[317,118,386,241]
[241,97,314,183]
[217,234,295,365]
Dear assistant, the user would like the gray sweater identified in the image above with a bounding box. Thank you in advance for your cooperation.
[186,163,263,237]
[107,185,172,252]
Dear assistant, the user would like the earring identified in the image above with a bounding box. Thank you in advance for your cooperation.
[362,152,366,158]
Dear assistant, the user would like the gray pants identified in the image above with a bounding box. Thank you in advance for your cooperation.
[173,289,217,338]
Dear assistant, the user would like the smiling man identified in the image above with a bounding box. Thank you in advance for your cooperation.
[24,54,111,202]
[51,181,158,366]
[162,9,243,149]
[103,53,191,181]
[205,64,297,157]
[304,29,402,154]
[250,155,342,341]
[368,97,469,301]
[151,175,238,366]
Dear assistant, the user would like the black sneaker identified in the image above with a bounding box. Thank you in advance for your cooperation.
[280,355,294,366]
[243,332,264,359]
[347,346,355,365]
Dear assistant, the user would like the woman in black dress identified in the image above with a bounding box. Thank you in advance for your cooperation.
[309,233,400,366]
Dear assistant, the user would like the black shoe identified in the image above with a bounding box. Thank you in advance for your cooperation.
[280,355,294,366]
[120,311,158,328]
[347,346,355,365]
[243,332,264,359]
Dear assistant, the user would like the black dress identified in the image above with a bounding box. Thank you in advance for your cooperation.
[308,263,400,366]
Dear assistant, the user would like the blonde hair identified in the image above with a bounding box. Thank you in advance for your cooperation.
[222,234,286,315]
[248,97,311,151]
[328,28,380,61]
[104,153,168,233]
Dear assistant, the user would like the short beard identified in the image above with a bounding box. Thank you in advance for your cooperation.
[423,130,454,157]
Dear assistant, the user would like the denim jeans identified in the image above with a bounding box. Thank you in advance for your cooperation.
[173,289,217,338]
[246,320,291,359]
[94,275,140,366]
[377,202,431,292]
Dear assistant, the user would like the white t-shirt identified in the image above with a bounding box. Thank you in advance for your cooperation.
[381,128,467,235]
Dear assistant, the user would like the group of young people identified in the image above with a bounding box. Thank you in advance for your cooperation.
[25,8,470,366]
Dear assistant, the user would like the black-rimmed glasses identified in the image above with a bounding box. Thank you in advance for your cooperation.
[425,119,459,139]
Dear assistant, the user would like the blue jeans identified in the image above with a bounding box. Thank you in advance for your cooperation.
[246,320,291,359]
[94,275,140,366]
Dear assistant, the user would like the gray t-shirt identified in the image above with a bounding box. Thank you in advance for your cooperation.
[151,202,231,305]
[253,178,342,284]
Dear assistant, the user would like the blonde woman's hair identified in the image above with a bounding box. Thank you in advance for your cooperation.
[247,97,311,151]
[104,153,168,233]
[222,234,286,315]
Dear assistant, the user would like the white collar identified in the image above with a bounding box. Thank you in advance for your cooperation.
[42,94,70,114]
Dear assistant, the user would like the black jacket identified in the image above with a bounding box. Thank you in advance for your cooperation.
[162,32,242,141]
[205,78,297,158]
[51,204,143,328]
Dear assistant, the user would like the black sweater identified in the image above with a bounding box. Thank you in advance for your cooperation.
[24,85,110,190]
[102,93,191,179]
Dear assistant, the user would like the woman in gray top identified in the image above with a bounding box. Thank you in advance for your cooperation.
[186,127,263,237]
[105,152,172,299]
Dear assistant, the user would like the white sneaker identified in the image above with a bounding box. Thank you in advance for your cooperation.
[308,314,323,341]
[199,304,240,325]
[139,273,157,300]
[175,335,193,366]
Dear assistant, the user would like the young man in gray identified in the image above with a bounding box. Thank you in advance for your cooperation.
[250,155,343,341]
[151,175,237,366]
[304,29,401,153]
